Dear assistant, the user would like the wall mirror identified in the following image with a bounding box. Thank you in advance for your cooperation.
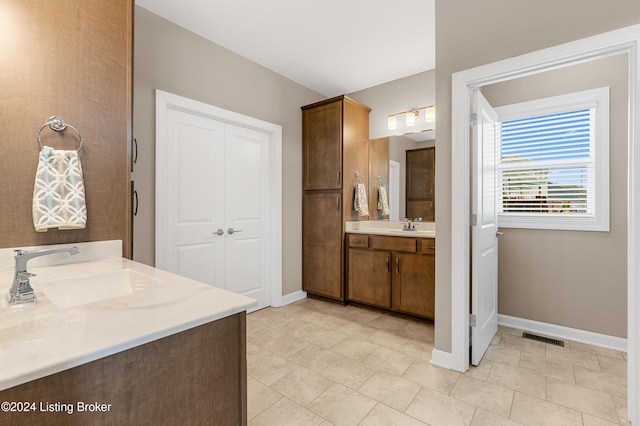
[369,135,435,221]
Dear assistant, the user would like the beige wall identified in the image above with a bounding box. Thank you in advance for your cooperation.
[133,7,323,295]
[483,54,628,338]
[435,0,640,351]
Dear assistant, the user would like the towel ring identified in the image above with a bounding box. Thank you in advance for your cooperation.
[36,116,84,152]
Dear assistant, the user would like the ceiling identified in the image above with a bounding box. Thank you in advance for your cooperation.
[134,0,435,97]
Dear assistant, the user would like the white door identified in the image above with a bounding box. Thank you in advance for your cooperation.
[471,89,500,365]
[157,107,271,310]
[224,124,271,308]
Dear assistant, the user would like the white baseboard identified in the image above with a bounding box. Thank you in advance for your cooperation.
[274,290,307,307]
[430,349,453,369]
[498,314,627,353]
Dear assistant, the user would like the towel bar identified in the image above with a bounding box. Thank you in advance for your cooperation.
[36,116,84,152]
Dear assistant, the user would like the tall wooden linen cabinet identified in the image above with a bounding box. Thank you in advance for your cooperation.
[302,96,371,300]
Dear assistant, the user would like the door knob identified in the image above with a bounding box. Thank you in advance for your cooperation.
[496,231,505,237]
[227,228,243,235]
[214,229,225,236]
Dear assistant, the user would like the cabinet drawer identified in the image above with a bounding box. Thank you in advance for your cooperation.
[371,235,416,253]
[348,234,369,248]
[418,238,436,255]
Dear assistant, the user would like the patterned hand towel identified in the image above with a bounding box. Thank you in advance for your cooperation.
[378,185,391,216]
[32,146,87,232]
[354,182,369,216]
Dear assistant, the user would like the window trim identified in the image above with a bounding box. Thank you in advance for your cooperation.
[495,87,610,232]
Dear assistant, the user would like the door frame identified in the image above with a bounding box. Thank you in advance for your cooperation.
[155,89,284,307]
[449,25,640,422]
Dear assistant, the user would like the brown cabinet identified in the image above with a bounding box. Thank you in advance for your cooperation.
[392,252,435,318]
[347,248,391,308]
[302,96,371,301]
[406,147,435,221]
[346,234,435,319]
[303,192,344,299]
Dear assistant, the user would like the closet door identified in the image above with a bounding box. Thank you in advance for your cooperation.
[161,107,227,288]
[157,107,271,310]
[224,124,271,309]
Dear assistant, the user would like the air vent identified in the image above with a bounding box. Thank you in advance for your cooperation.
[522,332,565,347]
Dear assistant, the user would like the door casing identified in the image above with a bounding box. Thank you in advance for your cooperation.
[447,24,640,423]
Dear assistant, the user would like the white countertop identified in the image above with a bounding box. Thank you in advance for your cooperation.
[0,241,256,391]
[345,221,436,238]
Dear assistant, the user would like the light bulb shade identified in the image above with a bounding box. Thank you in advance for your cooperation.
[388,115,397,130]
[424,106,436,123]
[405,111,416,127]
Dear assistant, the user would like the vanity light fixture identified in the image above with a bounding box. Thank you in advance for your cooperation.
[405,110,418,127]
[388,115,397,130]
[423,105,436,123]
[387,105,435,131]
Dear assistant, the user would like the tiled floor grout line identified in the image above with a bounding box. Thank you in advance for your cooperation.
[248,301,627,425]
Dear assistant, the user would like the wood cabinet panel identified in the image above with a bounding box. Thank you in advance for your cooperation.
[347,249,391,308]
[0,0,133,257]
[371,235,417,253]
[392,252,435,319]
[407,200,434,222]
[303,102,343,191]
[406,147,435,222]
[0,313,247,425]
[303,192,343,299]
[348,234,369,248]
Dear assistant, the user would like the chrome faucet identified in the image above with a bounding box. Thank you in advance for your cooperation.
[402,218,416,231]
[8,246,80,305]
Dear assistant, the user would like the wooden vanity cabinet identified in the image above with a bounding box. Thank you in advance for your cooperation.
[347,234,391,308]
[302,96,371,301]
[346,234,435,319]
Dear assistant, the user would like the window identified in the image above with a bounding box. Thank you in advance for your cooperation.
[495,87,610,231]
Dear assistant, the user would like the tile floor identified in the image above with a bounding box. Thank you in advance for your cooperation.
[247,298,629,426]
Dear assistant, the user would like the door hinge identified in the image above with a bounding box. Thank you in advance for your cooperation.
[470,113,478,126]
[470,213,477,226]
[469,314,477,327]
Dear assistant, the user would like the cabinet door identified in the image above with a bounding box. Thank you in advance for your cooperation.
[302,192,343,299]
[303,101,343,190]
[406,147,435,221]
[392,252,435,318]
[347,249,391,308]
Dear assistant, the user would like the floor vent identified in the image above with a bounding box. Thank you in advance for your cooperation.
[522,332,565,347]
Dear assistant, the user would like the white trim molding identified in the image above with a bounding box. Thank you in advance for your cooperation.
[154,89,284,308]
[430,349,453,369]
[498,315,627,353]
[274,290,307,307]
[450,24,640,423]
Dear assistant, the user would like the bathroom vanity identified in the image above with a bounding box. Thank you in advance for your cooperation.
[345,222,435,320]
[0,241,255,425]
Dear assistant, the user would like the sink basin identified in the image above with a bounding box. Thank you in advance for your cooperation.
[39,269,166,308]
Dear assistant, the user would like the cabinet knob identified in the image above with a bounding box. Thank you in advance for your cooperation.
[396,258,400,274]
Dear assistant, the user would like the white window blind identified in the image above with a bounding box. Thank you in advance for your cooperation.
[495,87,609,231]
[500,109,593,215]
